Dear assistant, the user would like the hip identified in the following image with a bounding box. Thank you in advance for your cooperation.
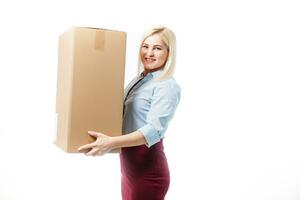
[120,141,169,178]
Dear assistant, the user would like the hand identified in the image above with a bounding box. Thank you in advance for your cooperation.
[78,131,114,156]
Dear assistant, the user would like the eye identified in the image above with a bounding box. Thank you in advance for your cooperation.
[155,47,162,50]
[142,45,148,49]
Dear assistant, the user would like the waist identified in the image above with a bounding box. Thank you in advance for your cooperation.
[120,140,165,163]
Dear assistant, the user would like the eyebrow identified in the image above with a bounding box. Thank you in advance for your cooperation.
[142,43,164,48]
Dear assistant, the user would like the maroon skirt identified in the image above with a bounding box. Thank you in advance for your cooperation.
[120,141,170,200]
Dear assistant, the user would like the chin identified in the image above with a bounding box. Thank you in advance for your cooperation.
[144,66,154,70]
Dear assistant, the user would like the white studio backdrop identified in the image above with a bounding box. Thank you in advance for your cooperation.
[0,0,300,199]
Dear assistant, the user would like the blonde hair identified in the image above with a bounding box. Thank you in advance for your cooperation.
[137,25,177,81]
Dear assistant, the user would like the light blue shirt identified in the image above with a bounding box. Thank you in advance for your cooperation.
[123,70,181,147]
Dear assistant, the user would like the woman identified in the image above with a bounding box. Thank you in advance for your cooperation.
[78,26,181,200]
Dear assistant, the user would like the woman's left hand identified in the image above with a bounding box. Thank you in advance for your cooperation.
[78,131,114,156]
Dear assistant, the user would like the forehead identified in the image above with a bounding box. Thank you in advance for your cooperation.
[143,34,164,45]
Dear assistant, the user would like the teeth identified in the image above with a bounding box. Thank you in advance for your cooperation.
[145,58,155,62]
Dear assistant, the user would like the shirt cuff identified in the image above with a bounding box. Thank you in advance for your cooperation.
[138,124,161,148]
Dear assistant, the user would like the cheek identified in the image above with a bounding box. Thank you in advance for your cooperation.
[140,53,145,61]
[158,53,168,63]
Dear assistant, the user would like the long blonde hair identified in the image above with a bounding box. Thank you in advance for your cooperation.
[137,25,177,81]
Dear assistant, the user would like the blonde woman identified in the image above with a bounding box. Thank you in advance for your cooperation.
[79,26,181,200]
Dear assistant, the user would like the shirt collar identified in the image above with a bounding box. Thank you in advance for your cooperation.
[142,69,163,79]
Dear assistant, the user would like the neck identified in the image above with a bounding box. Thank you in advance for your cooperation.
[143,67,164,77]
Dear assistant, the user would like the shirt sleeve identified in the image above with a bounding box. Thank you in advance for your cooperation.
[138,81,181,147]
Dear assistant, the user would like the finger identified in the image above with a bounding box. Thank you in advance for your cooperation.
[78,142,96,151]
[88,131,108,138]
[97,149,109,156]
[78,147,91,154]
[88,131,101,138]
[86,147,100,156]
[96,150,103,156]
[96,146,111,156]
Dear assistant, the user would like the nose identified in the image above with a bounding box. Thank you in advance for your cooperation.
[145,49,154,57]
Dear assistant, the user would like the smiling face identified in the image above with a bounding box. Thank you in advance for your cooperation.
[140,34,169,74]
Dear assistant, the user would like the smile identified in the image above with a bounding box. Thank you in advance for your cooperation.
[145,58,156,62]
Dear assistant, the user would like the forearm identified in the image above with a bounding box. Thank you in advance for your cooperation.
[111,131,147,149]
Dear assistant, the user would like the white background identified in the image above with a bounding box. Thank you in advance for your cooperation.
[0,0,300,199]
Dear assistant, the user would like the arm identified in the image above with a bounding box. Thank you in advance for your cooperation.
[78,81,181,156]
[112,130,147,148]
[137,81,181,147]
[78,130,147,156]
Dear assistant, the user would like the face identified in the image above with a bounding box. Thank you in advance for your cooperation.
[140,34,169,73]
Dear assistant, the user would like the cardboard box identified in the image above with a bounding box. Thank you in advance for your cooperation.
[55,27,126,153]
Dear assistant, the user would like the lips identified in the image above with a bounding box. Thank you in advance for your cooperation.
[144,57,156,63]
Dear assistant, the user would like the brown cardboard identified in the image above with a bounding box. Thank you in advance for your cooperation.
[55,27,126,153]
